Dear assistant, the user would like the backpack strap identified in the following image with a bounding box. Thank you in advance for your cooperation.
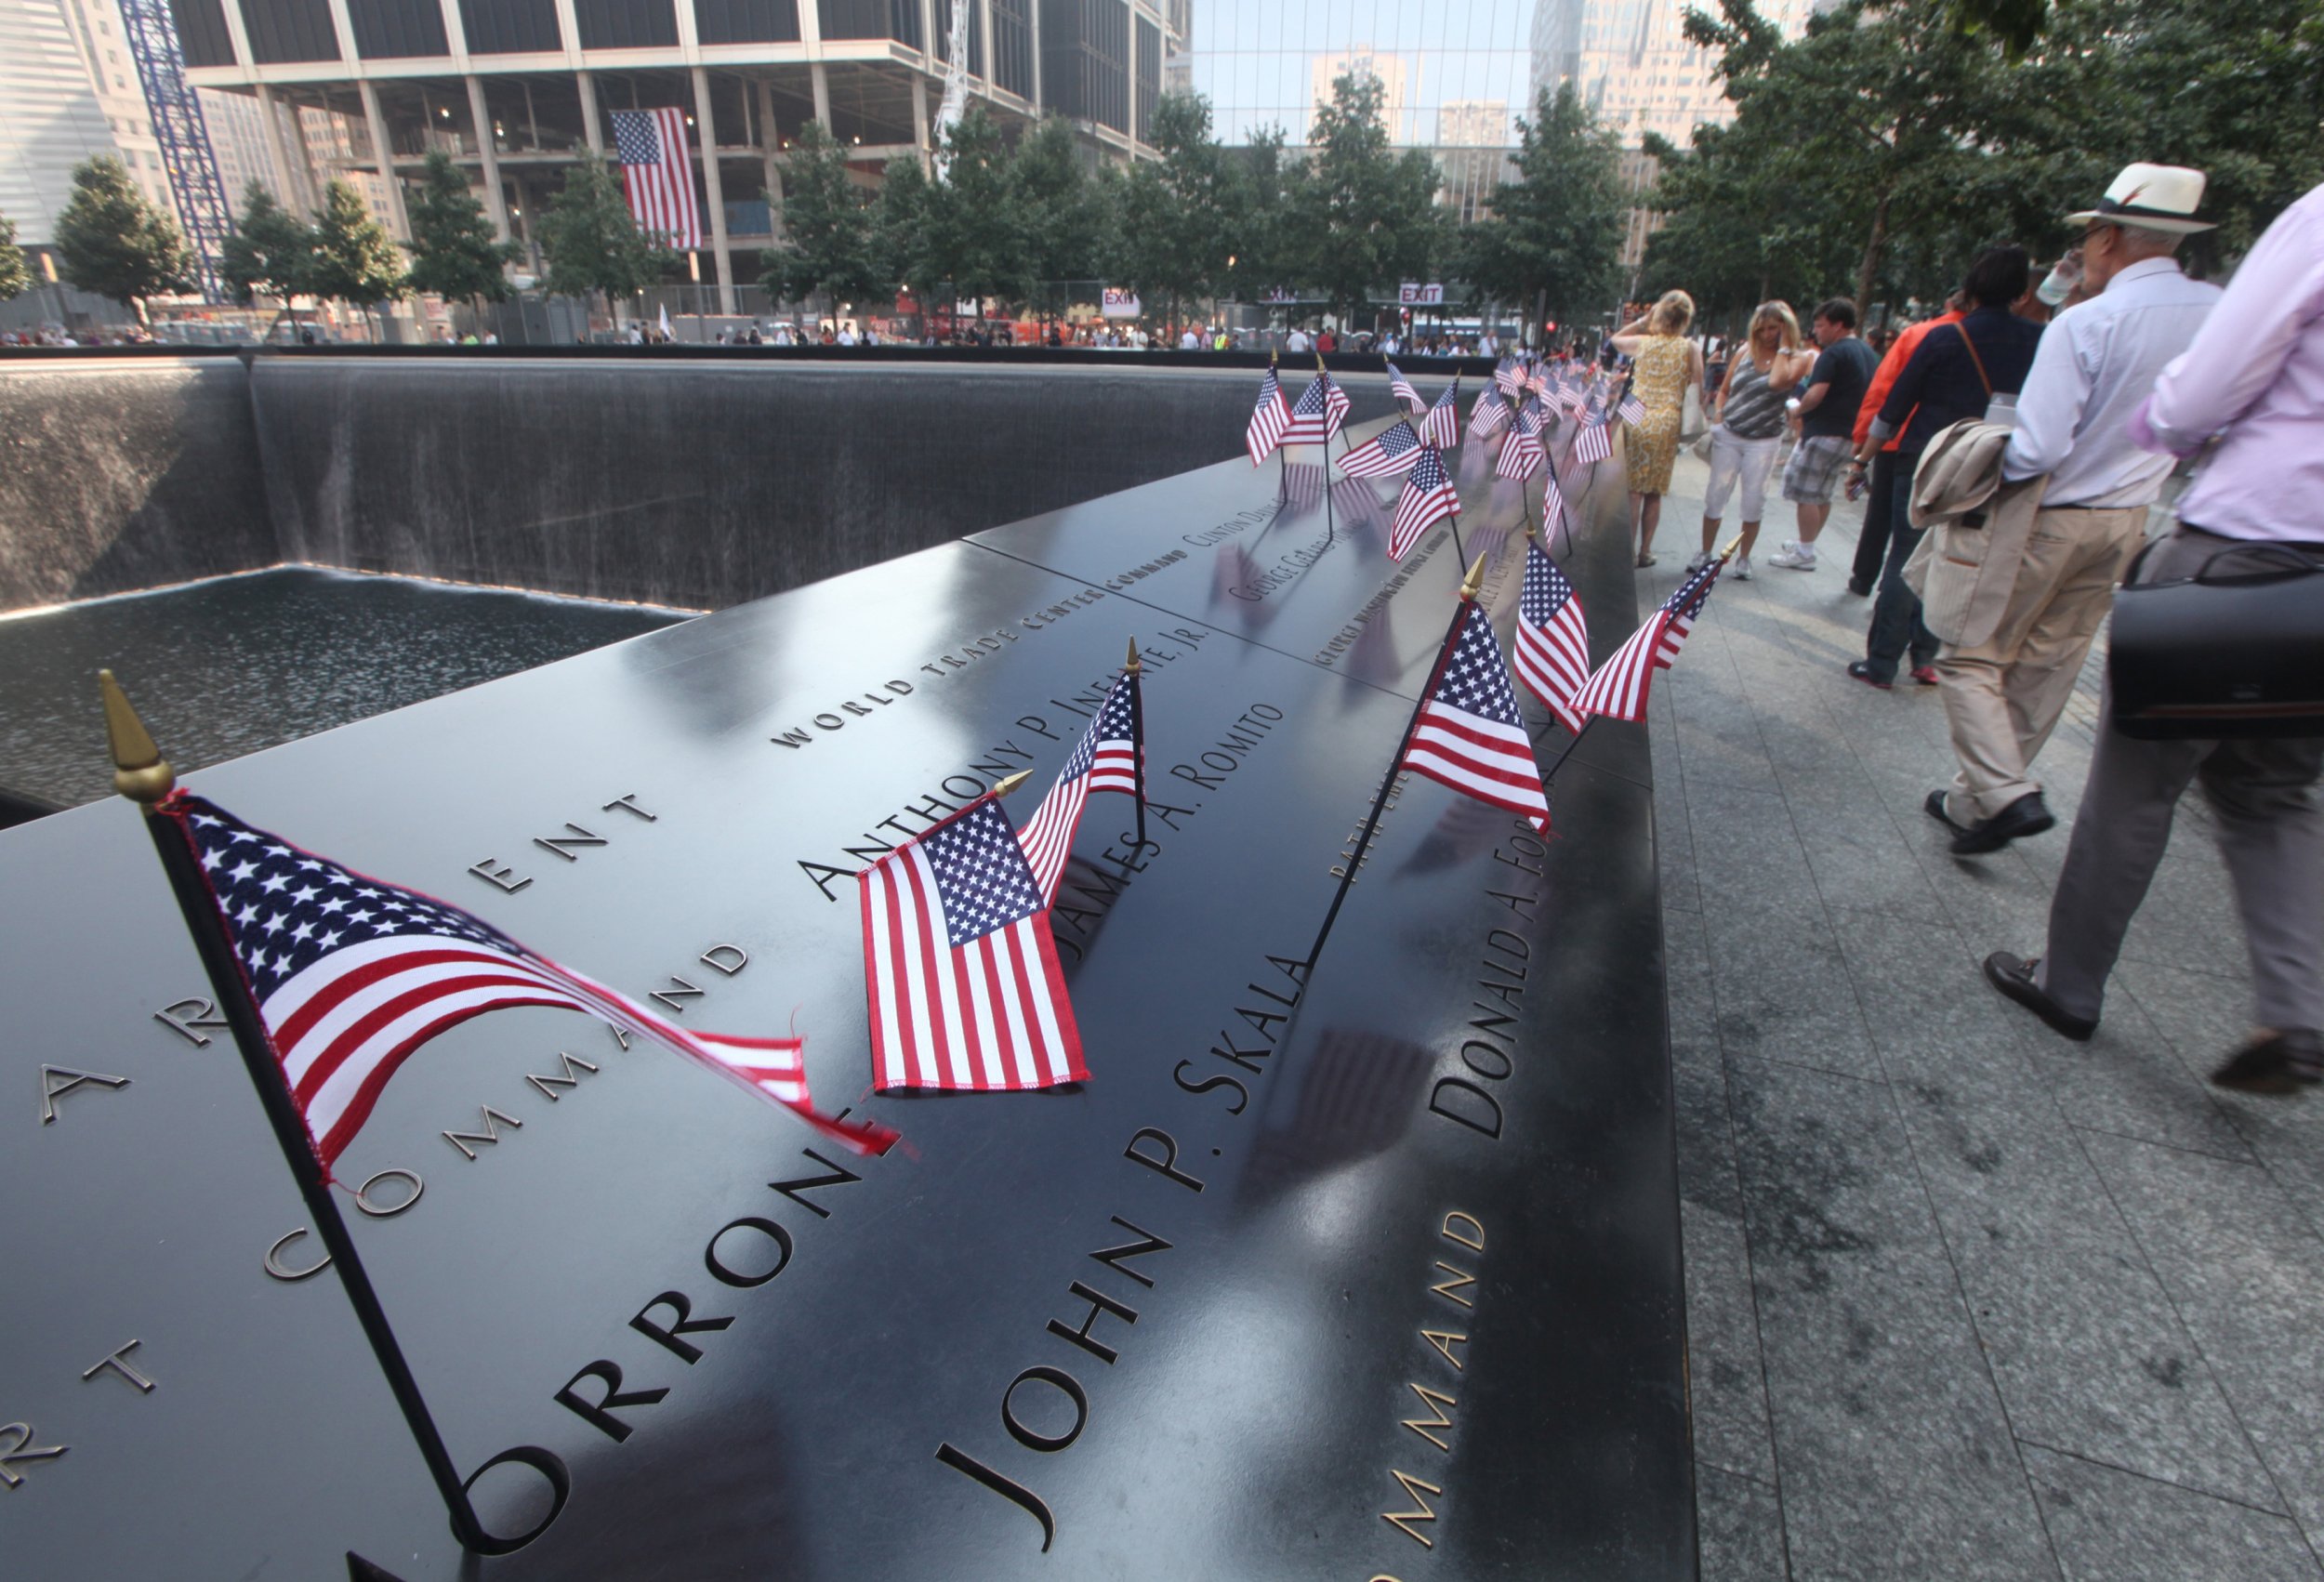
[1956,323,1993,399]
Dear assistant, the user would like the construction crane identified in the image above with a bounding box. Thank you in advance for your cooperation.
[114,0,233,301]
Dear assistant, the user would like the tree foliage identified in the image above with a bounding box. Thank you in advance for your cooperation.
[539,151,671,301]
[52,156,197,320]
[0,211,30,302]
[1288,74,1443,324]
[218,183,313,310]
[404,152,521,303]
[760,120,888,310]
[1116,93,1243,324]
[921,105,1035,309]
[1012,116,1106,295]
[305,179,406,308]
[1463,85,1626,336]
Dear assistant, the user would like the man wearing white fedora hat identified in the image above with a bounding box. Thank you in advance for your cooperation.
[1924,163,2222,855]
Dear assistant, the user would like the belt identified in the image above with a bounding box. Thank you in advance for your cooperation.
[2178,520,2324,547]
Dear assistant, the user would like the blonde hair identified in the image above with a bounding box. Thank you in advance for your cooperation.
[1749,300,1801,351]
[1648,290,1696,336]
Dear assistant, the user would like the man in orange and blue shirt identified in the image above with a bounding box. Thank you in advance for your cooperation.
[1844,293,1965,603]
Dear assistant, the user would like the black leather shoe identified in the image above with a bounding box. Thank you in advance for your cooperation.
[1983,952,2096,1041]
[1847,578,1873,597]
[1951,790,2055,855]
[1846,660,1893,691]
[1923,789,1969,834]
[2211,1029,2324,1095]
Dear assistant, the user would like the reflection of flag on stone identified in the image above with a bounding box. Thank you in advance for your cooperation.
[861,797,1085,1092]
[165,793,895,1165]
[1248,363,1291,464]
[1471,386,1512,440]
[1281,458,1327,508]
[1017,668,1142,905]
[1282,372,1350,443]
[610,107,703,247]
[1338,418,1422,479]
[1513,537,1591,733]
[1400,602,1552,837]
[1419,377,1461,448]
[1330,475,1390,532]
[1386,360,1423,412]
[1495,402,1546,481]
[1389,443,1459,560]
[1573,554,1723,723]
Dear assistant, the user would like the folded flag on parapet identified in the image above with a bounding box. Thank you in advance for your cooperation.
[861,794,1085,1092]
[1572,550,1726,723]
[1248,361,1291,465]
[1617,383,1647,427]
[1495,357,1524,396]
[1281,370,1351,444]
[1419,376,1462,448]
[1513,534,1591,734]
[1390,443,1459,561]
[1470,385,1512,441]
[1386,360,1423,413]
[1401,600,1553,838]
[1017,660,1142,906]
[1338,417,1424,479]
[1494,400,1547,481]
[162,793,898,1167]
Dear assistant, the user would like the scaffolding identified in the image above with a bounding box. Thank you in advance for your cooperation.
[115,0,233,301]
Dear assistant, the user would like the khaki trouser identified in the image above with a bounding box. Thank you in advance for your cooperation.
[1934,505,2149,824]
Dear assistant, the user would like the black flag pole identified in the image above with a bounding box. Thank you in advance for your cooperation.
[100,670,567,1558]
[1126,638,1147,850]
[1304,553,1487,973]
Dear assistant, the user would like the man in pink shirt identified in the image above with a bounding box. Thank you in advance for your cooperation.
[1985,179,2324,1092]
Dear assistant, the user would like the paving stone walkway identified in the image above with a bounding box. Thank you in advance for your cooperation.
[1631,450,2324,1580]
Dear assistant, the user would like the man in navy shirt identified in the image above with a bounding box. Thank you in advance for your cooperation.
[1768,299,1879,572]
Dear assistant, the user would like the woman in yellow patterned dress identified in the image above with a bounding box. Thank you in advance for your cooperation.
[1610,291,1706,566]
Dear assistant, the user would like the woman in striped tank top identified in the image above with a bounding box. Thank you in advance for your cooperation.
[1693,301,1817,579]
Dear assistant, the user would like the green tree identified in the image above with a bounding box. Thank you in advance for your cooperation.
[306,179,407,320]
[404,152,521,309]
[218,183,315,331]
[1116,92,1241,331]
[0,211,29,302]
[1221,125,1296,310]
[1462,85,1626,343]
[923,105,1033,310]
[759,121,887,318]
[51,156,197,323]
[876,152,943,324]
[1287,74,1441,329]
[1012,116,1105,321]
[539,151,671,305]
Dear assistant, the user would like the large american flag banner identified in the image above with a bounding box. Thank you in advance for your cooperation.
[1017,667,1142,904]
[163,793,895,1168]
[1389,443,1459,560]
[1513,536,1591,733]
[1495,401,1546,481]
[610,108,702,248]
[1419,376,1461,448]
[1385,360,1423,413]
[1471,385,1512,440]
[1573,554,1724,723]
[1337,417,1422,479]
[1281,372,1350,443]
[861,797,1085,1092]
[1401,601,1552,838]
[1248,363,1291,464]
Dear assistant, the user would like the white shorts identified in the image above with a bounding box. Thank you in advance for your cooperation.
[1704,428,1782,521]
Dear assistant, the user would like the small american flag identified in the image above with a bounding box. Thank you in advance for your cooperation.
[1282,372,1350,443]
[1494,358,1524,396]
[1389,443,1459,560]
[1572,554,1724,723]
[1495,401,1546,481]
[861,796,1085,1092]
[1419,376,1461,448]
[1337,418,1423,480]
[1525,364,1551,401]
[1573,398,1615,468]
[610,108,702,248]
[1017,667,1142,904]
[1401,601,1552,838]
[1385,360,1423,413]
[1248,363,1291,465]
[1617,383,1647,426]
[1513,537,1591,734]
[164,793,895,1167]
[1470,386,1512,440]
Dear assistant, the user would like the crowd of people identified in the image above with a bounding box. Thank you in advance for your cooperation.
[1620,165,2324,1095]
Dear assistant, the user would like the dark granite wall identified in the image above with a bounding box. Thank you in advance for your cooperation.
[1,355,1394,613]
[0,358,277,611]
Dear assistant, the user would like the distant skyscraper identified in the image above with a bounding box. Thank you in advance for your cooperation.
[0,0,124,244]
[1310,46,1410,140]
[1530,0,1825,151]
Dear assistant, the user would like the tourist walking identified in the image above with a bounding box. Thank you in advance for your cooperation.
[1985,178,2324,1092]
[1767,300,1878,572]
[1848,248,2043,688]
[1693,301,1815,579]
[1609,291,1704,567]
[1929,165,2223,855]
[1847,292,1966,598]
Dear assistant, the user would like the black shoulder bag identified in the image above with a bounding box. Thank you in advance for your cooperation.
[2108,538,2324,738]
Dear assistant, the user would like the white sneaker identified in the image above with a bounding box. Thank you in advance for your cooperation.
[1685,550,1714,572]
[1732,555,1753,581]
[1767,542,1817,571]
